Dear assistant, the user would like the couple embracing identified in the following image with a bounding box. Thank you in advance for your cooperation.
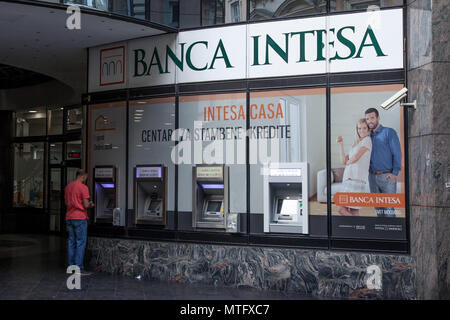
[337,108,401,217]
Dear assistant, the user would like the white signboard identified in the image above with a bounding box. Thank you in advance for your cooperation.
[88,9,403,92]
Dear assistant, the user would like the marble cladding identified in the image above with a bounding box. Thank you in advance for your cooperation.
[435,207,450,298]
[410,206,450,299]
[409,134,450,207]
[410,206,439,299]
[407,0,450,300]
[408,0,432,70]
[407,64,433,137]
[431,62,450,135]
[432,0,450,63]
[86,237,416,299]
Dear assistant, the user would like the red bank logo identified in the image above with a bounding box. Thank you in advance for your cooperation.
[100,46,125,86]
[94,115,116,132]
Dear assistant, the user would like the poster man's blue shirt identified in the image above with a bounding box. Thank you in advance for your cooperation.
[369,124,402,176]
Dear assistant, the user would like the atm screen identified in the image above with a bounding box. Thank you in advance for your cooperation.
[276,199,298,215]
[206,201,222,213]
[148,200,160,211]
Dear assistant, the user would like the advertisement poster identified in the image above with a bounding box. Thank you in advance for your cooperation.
[330,84,406,240]
[249,89,327,236]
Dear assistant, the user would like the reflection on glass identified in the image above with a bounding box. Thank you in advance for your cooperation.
[151,0,179,27]
[330,0,403,12]
[66,140,82,160]
[61,0,182,24]
[202,0,225,25]
[66,107,83,131]
[15,109,46,137]
[13,143,44,208]
[50,168,61,232]
[201,0,245,25]
[50,143,63,165]
[48,108,63,135]
[66,167,78,185]
[249,0,326,21]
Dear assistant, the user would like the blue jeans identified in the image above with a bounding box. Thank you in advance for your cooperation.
[368,173,397,217]
[67,219,87,270]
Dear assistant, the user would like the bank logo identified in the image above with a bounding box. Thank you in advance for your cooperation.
[100,46,125,86]
[94,115,116,132]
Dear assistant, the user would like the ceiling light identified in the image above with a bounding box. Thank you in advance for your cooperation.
[29,110,37,113]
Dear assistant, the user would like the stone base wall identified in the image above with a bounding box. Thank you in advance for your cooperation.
[86,237,416,299]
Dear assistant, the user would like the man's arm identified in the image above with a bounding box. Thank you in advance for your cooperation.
[388,128,402,176]
[83,198,94,209]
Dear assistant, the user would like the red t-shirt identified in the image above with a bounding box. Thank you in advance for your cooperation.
[65,180,90,220]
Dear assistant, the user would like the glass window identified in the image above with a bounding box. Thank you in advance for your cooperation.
[330,84,406,241]
[250,0,326,21]
[88,102,127,224]
[202,0,245,26]
[178,93,247,232]
[66,107,83,131]
[202,0,225,25]
[15,108,46,137]
[66,140,82,161]
[47,107,64,135]
[151,0,180,27]
[249,88,327,236]
[13,142,44,208]
[50,142,63,165]
[128,98,176,229]
[330,0,403,12]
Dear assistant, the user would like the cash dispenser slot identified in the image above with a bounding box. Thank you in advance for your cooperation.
[135,165,166,225]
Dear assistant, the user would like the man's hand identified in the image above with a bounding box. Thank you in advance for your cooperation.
[89,201,95,208]
[386,173,397,183]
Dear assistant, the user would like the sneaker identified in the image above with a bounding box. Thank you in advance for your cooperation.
[79,270,92,276]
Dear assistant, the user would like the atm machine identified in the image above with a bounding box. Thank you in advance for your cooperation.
[263,162,308,234]
[134,165,166,225]
[93,166,116,224]
[192,164,229,229]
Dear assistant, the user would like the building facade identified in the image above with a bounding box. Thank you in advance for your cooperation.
[0,0,448,299]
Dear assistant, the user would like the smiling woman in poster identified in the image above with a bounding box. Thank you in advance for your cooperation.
[336,119,372,216]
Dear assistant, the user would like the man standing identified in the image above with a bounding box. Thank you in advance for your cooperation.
[64,169,94,275]
[365,108,402,217]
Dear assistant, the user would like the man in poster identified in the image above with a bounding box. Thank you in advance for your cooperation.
[365,108,402,217]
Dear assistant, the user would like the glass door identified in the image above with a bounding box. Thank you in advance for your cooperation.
[48,140,82,233]
[49,168,62,232]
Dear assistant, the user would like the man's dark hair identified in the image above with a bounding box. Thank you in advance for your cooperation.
[76,169,87,177]
[365,107,379,117]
